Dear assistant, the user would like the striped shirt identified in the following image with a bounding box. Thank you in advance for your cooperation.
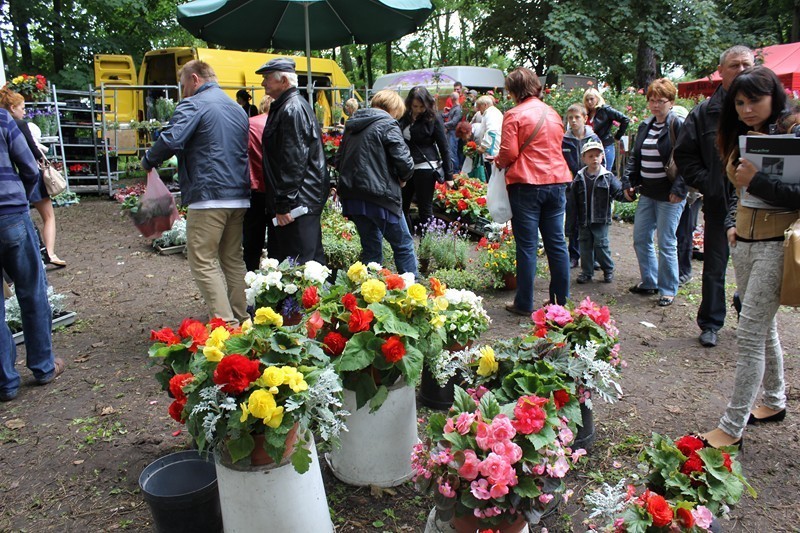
[640,122,666,180]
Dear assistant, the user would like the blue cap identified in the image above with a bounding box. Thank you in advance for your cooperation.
[256,57,296,75]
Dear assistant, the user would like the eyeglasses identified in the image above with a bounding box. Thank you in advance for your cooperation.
[647,98,671,106]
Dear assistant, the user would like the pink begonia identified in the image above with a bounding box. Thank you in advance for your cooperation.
[546,456,570,478]
[467,385,488,402]
[443,417,456,433]
[613,518,625,528]
[692,506,714,529]
[484,506,502,517]
[538,493,554,504]
[479,453,518,486]
[458,449,481,481]
[571,448,587,463]
[470,478,492,500]
[532,463,546,475]
[455,412,476,435]
[432,448,454,465]
[475,420,493,451]
[532,307,547,327]
[489,482,510,499]
[491,440,523,464]
[438,481,456,498]
[490,414,516,441]
[558,425,574,445]
[563,489,574,503]
[545,304,573,326]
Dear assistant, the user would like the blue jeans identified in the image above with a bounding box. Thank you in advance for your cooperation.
[449,133,460,174]
[604,143,616,172]
[508,183,570,310]
[632,195,685,297]
[350,214,419,277]
[0,213,54,396]
[578,223,614,278]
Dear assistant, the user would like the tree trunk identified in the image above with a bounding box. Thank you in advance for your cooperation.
[385,41,392,74]
[635,37,657,90]
[8,0,33,70]
[791,0,800,42]
[365,44,373,91]
[340,46,354,75]
[52,0,65,71]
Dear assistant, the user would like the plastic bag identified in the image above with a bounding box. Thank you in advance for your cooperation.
[130,169,180,238]
[461,156,473,174]
[487,165,512,224]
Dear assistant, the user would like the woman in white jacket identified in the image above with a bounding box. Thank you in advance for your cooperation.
[474,95,503,179]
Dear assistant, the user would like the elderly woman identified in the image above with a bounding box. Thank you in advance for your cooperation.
[622,78,686,307]
[583,87,630,171]
[495,68,572,314]
[343,97,359,122]
[474,95,503,179]
[335,90,417,275]
[700,66,791,449]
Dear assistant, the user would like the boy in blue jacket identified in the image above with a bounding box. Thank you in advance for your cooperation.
[572,141,629,284]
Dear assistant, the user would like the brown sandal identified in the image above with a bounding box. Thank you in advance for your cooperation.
[36,357,66,385]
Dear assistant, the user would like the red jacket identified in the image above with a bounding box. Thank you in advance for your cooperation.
[495,97,571,186]
[248,113,268,192]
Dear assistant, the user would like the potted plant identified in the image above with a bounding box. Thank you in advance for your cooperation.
[148,311,347,531]
[432,174,490,225]
[151,217,187,254]
[477,226,517,289]
[309,262,442,486]
[5,287,76,344]
[413,386,578,532]
[417,218,470,272]
[6,74,50,101]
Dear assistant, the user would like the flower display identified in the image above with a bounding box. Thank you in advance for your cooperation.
[433,174,490,223]
[244,258,331,323]
[308,261,442,410]
[438,288,491,347]
[476,224,517,287]
[322,133,342,161]
[5,74,50,101]
[411,386,577,527]
[148,311,348,471]
[463,140,479,158]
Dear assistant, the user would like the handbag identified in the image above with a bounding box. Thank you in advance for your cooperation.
[780,217,800,306]
[410,139,446,184]
[664,118,679,182]
[39,158,67,197]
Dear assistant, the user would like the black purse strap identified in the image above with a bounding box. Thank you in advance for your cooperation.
[407,122,441,171]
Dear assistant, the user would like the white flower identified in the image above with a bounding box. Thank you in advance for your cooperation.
[367,262,382,271]
[245,287,258,306]
[260,257,279,270]
[400,272,415,288]
[244,271,258,285]
[303,261,331,285]
[284,283,298,295]
[444,288,463,305]
[264,271,283,288]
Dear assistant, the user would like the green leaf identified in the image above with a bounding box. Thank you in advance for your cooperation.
[452,386,475,413]
[346,371,378,410]
[227,433,255,464]
[369,385,389,413]
[395,344,424,387]
[514,476,541,498]
[337,332,380,372]
[369,303,420,339]
[291,444,311,474]
[225,334,255,355]
[478,391,501,420]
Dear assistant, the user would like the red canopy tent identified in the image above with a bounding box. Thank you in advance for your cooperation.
[678,42,800,98]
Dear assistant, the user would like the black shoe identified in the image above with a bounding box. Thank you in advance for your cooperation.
[678,273,693,286]
[699,329,718,347]
[504,303,532,317]
[576,274,593,284]
[593,262,601,271]
[570,258,579,269]
[603,272,614,283]
[733,292,742,319]
[0,389,18,402]
[747,409,786,425]
[629,283,658,295]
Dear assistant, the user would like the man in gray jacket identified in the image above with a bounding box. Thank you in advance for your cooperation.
[143,60,250,325]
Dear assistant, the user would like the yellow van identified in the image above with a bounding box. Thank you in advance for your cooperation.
[94,47,353,126]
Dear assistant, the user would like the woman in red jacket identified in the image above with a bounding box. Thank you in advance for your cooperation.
[495,68,572,314]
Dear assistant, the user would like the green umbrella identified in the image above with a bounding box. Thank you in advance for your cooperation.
[177,0,433,101]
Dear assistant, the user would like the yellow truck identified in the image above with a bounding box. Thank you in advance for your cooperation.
[94,47,354,126]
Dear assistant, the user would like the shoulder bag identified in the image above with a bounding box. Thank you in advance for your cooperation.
[664,118,679,182]
[780,217,800,306]
[410,139,446,184]
[39,158,67,197]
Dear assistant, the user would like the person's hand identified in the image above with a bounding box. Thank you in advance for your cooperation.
[140,156,151,171]
[668,193,682,203]
[477,145,486,154]
[727,227,737,248]
[735,158,758,189]
[276,213,294,226]
[623,187,636,202]
[446,179,455,189]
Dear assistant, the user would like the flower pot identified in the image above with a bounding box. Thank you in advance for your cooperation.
[424,508,530,533]
[282,312,303,327]
[419,257,431,274]
[139,450,222,533]
[573,402,595,451]
[249,423,300,466]
[215,432,333,533]
[502,272,517,290]
[327,380,417,487]
[419,342,472,411]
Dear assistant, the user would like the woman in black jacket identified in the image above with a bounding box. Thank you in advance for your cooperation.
[336,90,418,275]
[398,86,454,233]
[583,87,630,172]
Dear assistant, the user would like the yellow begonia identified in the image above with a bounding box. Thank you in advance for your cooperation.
[282,367,308,393]
[347,261,368,283]
[361,279,387,304]
[476,346,498,376]
[207,326,230,349]
[433,296,449,311]
[407,283,427,304]
[203,345,225,362]
[240,318,253,334]
[241,389,284,428]
[256,366,285,388]
[430,314,446,329]
[254,306,283,328]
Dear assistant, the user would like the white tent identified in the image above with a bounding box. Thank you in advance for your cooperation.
[372,66,505,93]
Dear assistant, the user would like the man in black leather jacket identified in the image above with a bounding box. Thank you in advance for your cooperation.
[674,45,754,348]
[258,58,329,263]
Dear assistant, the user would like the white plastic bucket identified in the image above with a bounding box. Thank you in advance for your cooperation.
[424,508,531,533]
[214,433,332,533]
[327,380,417,487]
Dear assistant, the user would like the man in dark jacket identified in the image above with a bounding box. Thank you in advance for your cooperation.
[0,108,65,401]
[259,58,329,264]
[674,45,754,348]
[443,92,462,173]
[336,90,417,274]
[144,60,251,326]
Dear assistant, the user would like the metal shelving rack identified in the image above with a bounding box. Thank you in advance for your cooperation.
[25,86,69,194]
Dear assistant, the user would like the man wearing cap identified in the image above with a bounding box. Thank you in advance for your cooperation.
[143,60,250,326]
[258,57,329,263]
[673,45,754,348]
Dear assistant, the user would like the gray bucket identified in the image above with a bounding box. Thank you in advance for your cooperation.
[139,450,222,533]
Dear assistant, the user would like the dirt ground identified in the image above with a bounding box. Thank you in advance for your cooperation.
[0,196,798,532]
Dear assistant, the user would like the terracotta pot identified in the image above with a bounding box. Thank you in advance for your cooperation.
[502,273,517,291]
[250,423,300,466]
[451,513,528,533]
[282,312,303,327]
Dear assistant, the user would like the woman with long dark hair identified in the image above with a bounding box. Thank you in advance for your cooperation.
[398,86,453,233]
[700,66,794,449]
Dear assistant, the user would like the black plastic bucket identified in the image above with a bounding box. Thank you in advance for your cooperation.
[139,450,223,533]
[573,403,596,451]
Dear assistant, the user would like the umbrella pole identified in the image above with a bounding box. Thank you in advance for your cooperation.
[304,2,314,106]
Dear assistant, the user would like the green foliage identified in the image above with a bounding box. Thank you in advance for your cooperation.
[429,268,491,292]
[614,198,638,223]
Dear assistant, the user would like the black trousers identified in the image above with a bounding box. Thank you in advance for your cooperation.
[402,168,437,233]
[697,199,729,332]
[243,191,268,272]
[266,212,324,264]
[676,198,702,278]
